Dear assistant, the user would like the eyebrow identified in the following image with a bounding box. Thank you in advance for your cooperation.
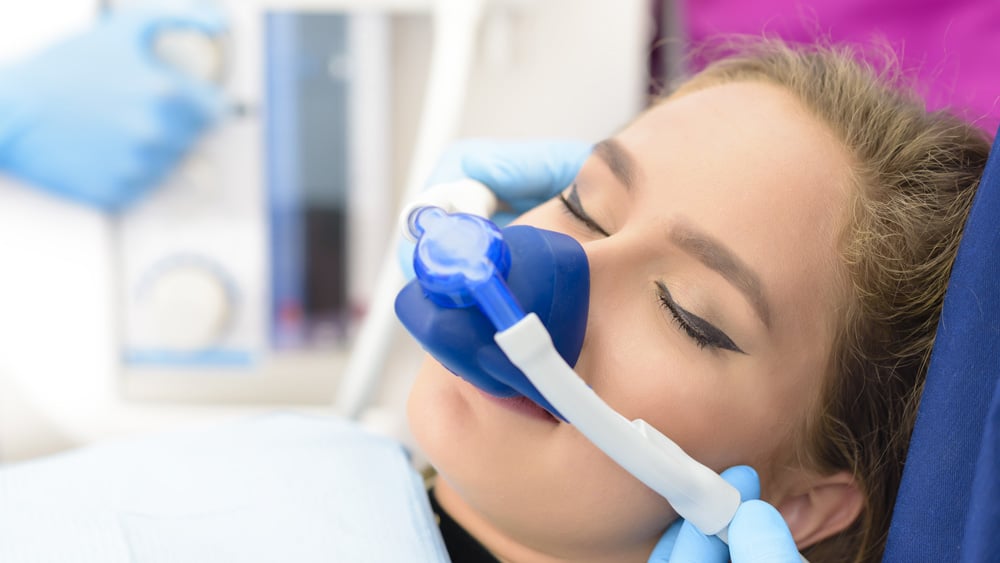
[670,223,773,330]
[593,138,637,190]
[595,138,772,329]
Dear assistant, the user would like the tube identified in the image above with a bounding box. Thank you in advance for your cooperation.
[495,313,741,536]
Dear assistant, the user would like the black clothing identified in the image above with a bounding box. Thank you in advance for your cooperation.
[428,487,502,563]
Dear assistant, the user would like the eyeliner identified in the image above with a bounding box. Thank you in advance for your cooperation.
[561,184,611,237]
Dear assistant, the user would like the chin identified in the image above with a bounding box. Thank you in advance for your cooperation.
[407,358,474,464]
[406,358,677,561]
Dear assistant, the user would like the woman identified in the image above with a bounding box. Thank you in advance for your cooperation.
[406,40,992,562]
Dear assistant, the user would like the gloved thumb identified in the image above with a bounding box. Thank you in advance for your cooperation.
[728,500,799,562]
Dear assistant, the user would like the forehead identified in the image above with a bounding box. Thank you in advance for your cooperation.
[622,81,847,182]
[615,81,852,336]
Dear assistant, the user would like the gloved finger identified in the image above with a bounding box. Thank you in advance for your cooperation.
[668,519,728,563]
[134,1,228,38]
[729,500,799,562]
[659,466,762,563]
[459,139,592,202]
[162,74,227,132]
[648,519,684,562]
[721,465,762,502]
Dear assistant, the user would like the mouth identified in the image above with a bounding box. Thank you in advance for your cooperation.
[476,388,559,424]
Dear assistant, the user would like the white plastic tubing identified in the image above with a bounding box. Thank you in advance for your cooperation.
[496,314,811,562]
[495,313,741,536]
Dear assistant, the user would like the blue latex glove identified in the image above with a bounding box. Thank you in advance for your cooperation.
[649,466,801,563]
[399,138,592,278]
[441,138,593,224]
[0,1,227,210]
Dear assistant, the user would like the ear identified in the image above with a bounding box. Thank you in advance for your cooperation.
[773,471,864,548]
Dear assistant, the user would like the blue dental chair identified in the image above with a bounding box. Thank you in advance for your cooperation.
[883,124,1000,562]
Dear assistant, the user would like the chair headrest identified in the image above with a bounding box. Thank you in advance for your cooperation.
[884,126,1000,561]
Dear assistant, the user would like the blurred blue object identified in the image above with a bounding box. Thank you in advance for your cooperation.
[884,125,1000,560]
[0,2,227,210]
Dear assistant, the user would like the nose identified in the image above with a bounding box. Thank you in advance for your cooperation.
[571,232,646,378]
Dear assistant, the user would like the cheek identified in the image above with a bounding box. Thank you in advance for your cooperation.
[579,300,799,477]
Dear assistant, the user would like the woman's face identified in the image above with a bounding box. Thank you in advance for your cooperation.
[408,81,854,562]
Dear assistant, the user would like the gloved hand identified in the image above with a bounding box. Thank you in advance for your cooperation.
[398,138,592,278]
[649,466,801,563]
[438,138,593,223]
[0,1,227,210]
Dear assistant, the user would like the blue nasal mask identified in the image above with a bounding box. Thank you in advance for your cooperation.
[395,206,589,418]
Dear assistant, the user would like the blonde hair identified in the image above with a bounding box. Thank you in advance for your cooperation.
[670,39,992,562]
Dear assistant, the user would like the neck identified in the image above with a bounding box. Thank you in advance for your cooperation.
[433,479,654,563]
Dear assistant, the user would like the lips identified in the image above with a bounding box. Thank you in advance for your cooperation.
[477,389,559,423]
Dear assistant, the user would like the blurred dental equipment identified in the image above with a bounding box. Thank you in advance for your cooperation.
[122,0,623,407]
[395,203,809,560]
[116,6,394,393]
[0,0,648,460]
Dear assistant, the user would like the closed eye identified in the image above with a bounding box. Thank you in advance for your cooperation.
[656,281,745,354]
[558,184,611,237]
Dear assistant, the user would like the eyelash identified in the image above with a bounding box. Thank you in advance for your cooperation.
[558,185,610,236]
[656,281,745,354]
[656,285,712,349]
